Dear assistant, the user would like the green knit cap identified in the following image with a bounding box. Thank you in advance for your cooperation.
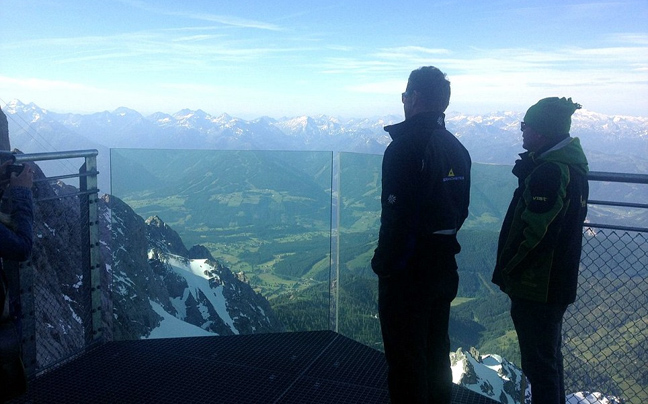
[523,97,582,137]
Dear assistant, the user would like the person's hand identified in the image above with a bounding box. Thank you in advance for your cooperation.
[0,160,14,189]
[9,163,34,189]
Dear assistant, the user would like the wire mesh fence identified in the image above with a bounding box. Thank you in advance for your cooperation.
[563,228,648,403]
[30,193,86,373]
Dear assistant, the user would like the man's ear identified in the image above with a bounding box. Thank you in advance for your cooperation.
[410,90,419,105]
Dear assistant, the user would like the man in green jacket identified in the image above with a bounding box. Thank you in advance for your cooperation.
[492,97,589,404]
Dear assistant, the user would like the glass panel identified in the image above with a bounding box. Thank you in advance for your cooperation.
[335,156,522,356]
[337,152,383,349]
[110,149,332,339]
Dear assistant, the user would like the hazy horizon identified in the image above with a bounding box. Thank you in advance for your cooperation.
[5,97,648,121]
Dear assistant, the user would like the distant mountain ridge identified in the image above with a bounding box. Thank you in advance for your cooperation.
[4,99,647,177]
[5,97,645,229]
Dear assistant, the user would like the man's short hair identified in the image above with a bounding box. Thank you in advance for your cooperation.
[406,66,451,112]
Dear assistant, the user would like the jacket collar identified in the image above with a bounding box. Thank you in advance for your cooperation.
[538,136,572,159]
[384,112,446,140]
[514,136,589,178]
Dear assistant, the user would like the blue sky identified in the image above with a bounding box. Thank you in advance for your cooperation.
[1,0,647,118]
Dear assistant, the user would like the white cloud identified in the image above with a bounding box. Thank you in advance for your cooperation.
[117,0,283,31]
[183,13,284,31]
[0,76,97,92]
[606,32,648,45]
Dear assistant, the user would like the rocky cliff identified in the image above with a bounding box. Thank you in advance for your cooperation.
[23,172,283,368]
[0,106,9,150]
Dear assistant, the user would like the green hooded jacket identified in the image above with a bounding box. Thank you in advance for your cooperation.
[492,137,589,304]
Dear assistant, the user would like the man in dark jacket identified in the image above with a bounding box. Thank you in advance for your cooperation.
[492,97,588,404]
[371,66,471,404]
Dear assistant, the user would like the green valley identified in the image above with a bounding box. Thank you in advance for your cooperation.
[111,148,647,401]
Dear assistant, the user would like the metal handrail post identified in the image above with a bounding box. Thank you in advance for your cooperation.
[80,155,103,345]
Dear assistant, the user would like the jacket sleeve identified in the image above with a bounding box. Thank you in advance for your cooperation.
[371,141,418,278]
[0,186,34,261]
[501,162,568,276]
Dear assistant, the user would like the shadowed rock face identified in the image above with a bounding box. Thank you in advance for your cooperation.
[0,107,10,150]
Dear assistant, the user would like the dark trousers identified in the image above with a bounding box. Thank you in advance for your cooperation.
[378,260,458,404]
[511,297,568,404]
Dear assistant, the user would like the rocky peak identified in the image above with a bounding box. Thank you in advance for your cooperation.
[105,197,283,337]
[145,215,189,257]
[188,244,214,260]
[451,347,530,404]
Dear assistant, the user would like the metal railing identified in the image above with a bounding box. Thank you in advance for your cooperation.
[586,171,648,232]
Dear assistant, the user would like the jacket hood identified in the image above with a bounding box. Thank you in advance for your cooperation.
[534,137,589,176]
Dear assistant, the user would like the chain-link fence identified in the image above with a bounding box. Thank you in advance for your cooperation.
[561,171,648,404]
[563,228,648,403]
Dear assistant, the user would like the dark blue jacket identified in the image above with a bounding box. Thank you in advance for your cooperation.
[1,186,34,321]
[371,112,471,278]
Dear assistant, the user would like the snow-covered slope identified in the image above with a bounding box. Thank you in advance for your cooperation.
[451,348,622,404]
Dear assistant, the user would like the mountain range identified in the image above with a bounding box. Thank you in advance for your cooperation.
[4,99,647,192]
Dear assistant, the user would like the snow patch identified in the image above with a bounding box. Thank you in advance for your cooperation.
[146,300,215,339]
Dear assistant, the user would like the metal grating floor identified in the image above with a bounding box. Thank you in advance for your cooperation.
[9,331,498,403]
